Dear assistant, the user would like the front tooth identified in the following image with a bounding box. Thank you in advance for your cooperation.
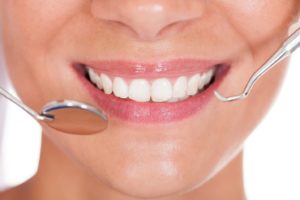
[101,73,113,94]
[173,76,187,99]
[113,77,128,98]
[151,78,172,102]
[187,74,200,96]
[168,98,179,102]
[129,79,151,102]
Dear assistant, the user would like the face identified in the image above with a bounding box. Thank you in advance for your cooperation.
[0,0,299,198]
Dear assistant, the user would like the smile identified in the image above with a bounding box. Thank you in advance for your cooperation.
[73,59,230,123]
[87,66,216,103]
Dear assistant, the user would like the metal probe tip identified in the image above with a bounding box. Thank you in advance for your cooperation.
[214,91,247,102]
[214,27,300,103]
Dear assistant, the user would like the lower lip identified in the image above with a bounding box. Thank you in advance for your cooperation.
[73,64,230,123]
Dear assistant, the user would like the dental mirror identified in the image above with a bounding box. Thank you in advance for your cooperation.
[0,86,108,135]
[41,100,108,134]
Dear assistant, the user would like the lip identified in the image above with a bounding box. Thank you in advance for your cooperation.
[73,60,230,123]
[81,59,225,79]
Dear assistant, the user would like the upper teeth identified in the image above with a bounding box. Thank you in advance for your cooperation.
[87,67,215,103]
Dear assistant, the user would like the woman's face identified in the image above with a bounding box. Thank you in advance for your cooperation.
[0,0,298,198]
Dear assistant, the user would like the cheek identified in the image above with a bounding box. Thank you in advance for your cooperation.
[217,0,297,44]
[0,0,294,197]
[216,60,288,151]
[0,0,85,78]
[0,1,90,110]
[42,59,286,197]
[1,0,84,43]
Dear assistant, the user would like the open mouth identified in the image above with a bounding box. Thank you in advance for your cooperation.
[86,65,217,103]
[73,60,230,123]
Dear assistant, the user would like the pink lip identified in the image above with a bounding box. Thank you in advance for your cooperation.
[82,59,225,78]
[73,60,230,123]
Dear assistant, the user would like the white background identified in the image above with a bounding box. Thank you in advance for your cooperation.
[244,51,300,200]
[0,49,300,198]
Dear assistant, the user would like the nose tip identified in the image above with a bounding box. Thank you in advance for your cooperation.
[91,1,204,40]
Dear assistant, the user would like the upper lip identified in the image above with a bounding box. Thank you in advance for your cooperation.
[77,59,229,78]
[72,58,231,122]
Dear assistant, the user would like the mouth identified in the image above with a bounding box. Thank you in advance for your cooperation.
[73,59,230,123]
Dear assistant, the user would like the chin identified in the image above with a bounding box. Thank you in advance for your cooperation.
[103,161,209,199]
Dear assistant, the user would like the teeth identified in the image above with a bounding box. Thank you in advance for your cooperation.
[113,77,128,98]
[88,68,98,84]
[101,74,113,94]
[199,69,214,90]
[95,76,103,89]
[87,67,216,103]
[203,69,214,85]
[151,78,173,102]
[187,74,200,96]
[88,68,103,89]
[172,76,188,100]
[129,79,151,102]
[198,74,206,90]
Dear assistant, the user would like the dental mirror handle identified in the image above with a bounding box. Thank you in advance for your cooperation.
[0,87,52,121]
[215,27,300,102]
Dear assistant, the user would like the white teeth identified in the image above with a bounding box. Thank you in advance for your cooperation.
[199,69,214,90]
[113,77,128,98]
[187,74,200,96]
[101,74,113,94]
[129,79,151,102]
[172,76,188,99]
[95,75,103,89]
[88,68,103,89]
[198,74,206,90]
[151,78,173,102]
[204,69,214,85]
[88,68,98,84]
[86,67,216,103]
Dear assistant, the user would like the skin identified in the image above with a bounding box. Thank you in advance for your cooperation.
[0,1,299,199]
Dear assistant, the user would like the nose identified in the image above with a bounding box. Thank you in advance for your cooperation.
[91,0,205,40]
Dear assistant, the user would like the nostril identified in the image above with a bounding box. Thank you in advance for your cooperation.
[156,20,189,39]
[90,1,205,41]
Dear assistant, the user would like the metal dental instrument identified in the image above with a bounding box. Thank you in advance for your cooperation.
[215,27,300,102]
[0,87,108,134]
[2,29,300,131]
